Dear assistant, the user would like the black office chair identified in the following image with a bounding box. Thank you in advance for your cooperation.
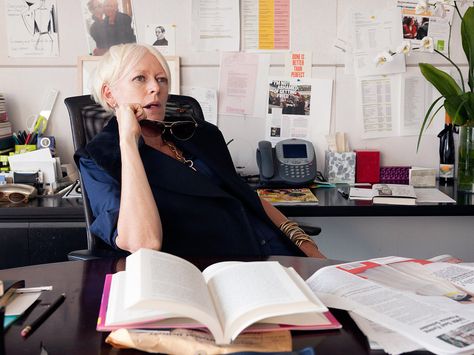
[65,94,208,260]
[64,94,320,260]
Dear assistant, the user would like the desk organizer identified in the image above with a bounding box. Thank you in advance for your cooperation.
[379,166,410,184]
[14,145,36,154]
[325,151,356,184]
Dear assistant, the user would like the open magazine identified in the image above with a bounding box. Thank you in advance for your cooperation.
[307,256,474,355]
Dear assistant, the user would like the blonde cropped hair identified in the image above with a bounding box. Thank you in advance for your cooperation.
[90,43,171,112]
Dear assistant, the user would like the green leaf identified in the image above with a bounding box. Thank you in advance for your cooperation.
[417,95,444,151]
[419,63,463,98]
[461,7,474,91]
[444,94,467,124]
[461,91,474,119]
[447,96,468,126]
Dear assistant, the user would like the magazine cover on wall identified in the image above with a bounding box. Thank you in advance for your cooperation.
[81,0,137,56]
[265,77,333,146]
[5,0,59,57]
[266,79,312,143]
[145,24,176,56]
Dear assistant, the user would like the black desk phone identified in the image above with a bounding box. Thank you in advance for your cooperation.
[256,139,317,186]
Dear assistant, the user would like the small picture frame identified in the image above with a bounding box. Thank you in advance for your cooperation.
[78,55,180,95]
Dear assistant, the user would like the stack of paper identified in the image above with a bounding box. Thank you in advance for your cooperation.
[8,148,58,184]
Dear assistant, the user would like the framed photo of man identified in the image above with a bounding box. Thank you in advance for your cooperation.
[145,23,176,56]
[78,56,181,95]
[81,0,137,56]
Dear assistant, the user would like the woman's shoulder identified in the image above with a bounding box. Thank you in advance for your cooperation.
[80,117,122,173]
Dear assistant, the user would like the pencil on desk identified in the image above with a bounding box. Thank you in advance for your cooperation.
[21,293,66,337]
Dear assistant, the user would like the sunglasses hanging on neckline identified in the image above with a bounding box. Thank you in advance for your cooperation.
[139,119,198,141]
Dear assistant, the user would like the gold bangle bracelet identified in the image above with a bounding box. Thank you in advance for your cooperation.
[279,220,319,250]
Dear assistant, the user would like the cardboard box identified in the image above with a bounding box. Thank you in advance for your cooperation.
[355,150,380,184]
[325,151,356,184]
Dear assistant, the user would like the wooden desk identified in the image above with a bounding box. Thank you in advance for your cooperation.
[0,256,426,354]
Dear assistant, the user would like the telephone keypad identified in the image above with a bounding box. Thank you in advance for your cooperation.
[280,162,315,182]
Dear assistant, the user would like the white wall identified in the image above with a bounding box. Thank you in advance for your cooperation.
[0,0,468,174]
[0,0,471,261]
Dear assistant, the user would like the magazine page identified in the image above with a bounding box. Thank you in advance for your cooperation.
[307,261,474,354]
[349,312,423,354]
[368,256,474,307]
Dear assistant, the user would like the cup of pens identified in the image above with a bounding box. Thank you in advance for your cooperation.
[13,130,39,149]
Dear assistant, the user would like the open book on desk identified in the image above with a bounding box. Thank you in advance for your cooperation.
[97,249,341,344]
[349,184,417,205]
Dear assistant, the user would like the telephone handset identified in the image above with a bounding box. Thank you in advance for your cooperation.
[256,138,317,186]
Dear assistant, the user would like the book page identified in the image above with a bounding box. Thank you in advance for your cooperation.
[106,271,176,326]
[123,249,222,336]
[203,261,326,342]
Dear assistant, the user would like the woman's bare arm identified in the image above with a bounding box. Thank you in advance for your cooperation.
[259,197,326,258]
[114,104,162,252]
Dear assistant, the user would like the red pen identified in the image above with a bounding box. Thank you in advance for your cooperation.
[25,132,32,145]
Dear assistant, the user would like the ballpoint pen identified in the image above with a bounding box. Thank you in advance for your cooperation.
[337,188,349,199]
[21,293,66,337]
[16,286,53,294]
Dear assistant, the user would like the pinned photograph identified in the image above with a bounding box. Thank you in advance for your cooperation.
[268,80,311,116]
[145,24,176,56]
[5,0,59,57]
[81,0,137,56]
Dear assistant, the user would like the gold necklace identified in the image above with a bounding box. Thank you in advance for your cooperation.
[165,141,196,171]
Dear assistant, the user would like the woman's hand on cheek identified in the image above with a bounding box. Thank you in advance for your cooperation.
[115,103,146,144]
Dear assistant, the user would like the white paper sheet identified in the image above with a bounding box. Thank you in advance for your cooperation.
[8,148,57,184]
[218,52,269,116]
[191,0,239,51]
[181,87,218,126]
[5,0,59,57]
[5,292,41,316]
[351,8,405,77]
[401,74,435,136]
[358,75,401,139]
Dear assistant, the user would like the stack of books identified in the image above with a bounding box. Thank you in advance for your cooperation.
[0,94,14,154]
[0,94,7,123]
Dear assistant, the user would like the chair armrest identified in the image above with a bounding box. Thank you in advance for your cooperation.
[299,224,321,236]
[67,249,128,261]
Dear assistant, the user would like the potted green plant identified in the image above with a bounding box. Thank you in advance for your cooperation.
[418,4,474,192]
